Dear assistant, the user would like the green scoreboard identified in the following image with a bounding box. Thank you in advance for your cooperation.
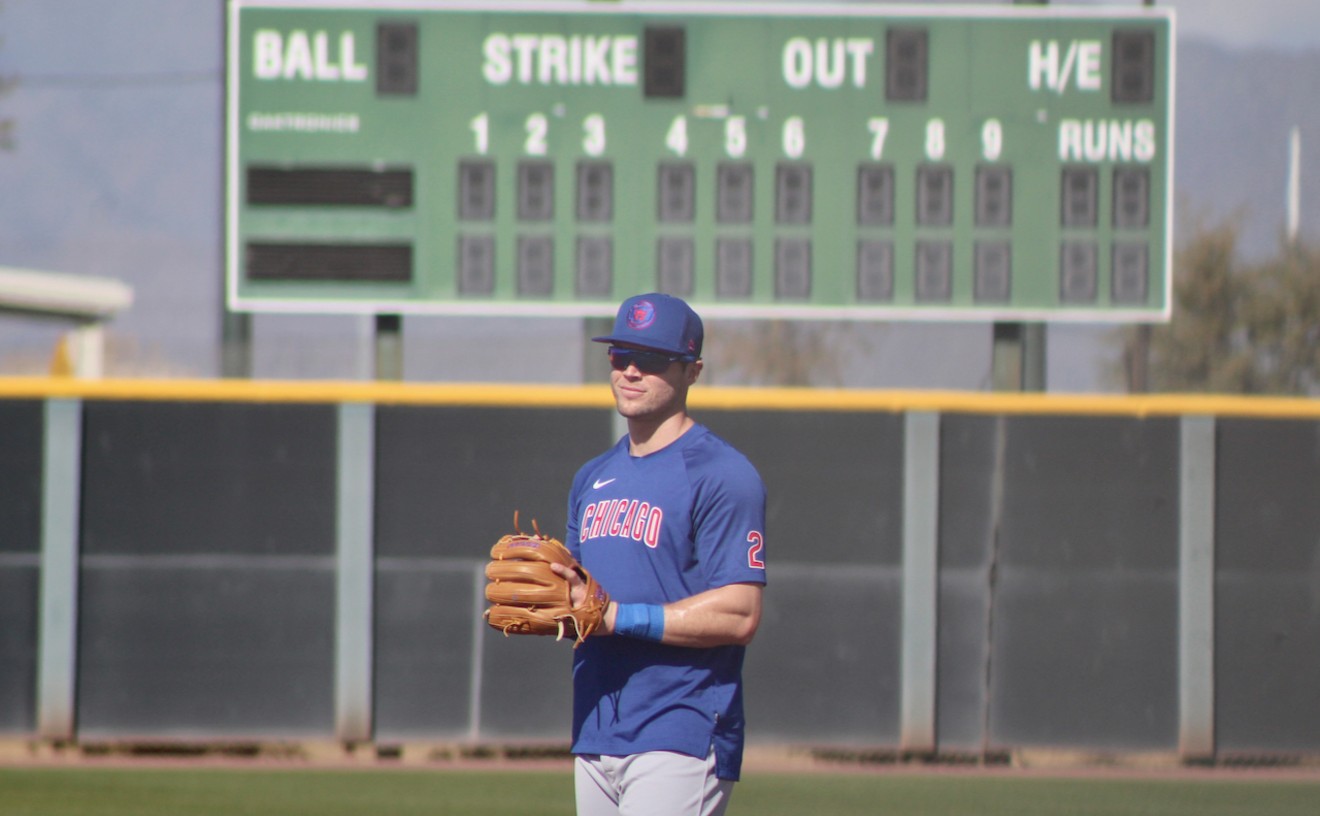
[225,1,1174,321]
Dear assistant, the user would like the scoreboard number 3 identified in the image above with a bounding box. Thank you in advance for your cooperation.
[583,113,606,156]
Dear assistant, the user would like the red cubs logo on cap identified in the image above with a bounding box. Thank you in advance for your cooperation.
[627,300,657,330]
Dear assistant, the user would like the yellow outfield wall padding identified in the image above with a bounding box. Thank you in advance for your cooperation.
[0,376,1318,419]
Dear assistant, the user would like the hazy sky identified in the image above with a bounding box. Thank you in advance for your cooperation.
[1069,0,1320,50]
[2,0,1320,76]
[1,0,1316,388]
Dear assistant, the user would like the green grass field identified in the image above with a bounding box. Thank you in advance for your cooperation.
[2,765,1318,816]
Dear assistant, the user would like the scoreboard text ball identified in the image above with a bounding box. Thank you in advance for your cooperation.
[226,1,1174,322]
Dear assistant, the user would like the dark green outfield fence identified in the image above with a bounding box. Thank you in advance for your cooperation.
[2,379,1318,759]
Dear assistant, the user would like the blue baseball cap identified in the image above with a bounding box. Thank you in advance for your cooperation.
[592,293,703,360]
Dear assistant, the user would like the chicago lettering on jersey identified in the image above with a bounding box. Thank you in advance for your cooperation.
[580,498,663,549]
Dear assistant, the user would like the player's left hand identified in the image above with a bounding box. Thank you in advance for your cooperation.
[483,514,611,646]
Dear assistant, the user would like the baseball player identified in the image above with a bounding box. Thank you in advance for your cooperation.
[556,292,768,816]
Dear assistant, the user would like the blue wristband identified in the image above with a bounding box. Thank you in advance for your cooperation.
[613,603,665,642]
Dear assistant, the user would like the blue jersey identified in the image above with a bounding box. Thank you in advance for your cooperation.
[565,423,767,781]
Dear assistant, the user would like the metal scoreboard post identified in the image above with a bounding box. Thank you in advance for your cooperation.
[225,1,1174,322]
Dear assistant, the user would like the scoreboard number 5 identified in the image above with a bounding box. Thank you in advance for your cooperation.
[726,116,747,158]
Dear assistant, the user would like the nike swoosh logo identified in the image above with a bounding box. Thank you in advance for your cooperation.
[592,478,616,489]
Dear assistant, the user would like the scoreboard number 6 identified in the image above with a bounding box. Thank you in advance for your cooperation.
[782,116,805,158]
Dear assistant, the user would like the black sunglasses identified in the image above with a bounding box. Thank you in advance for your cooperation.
[607,347,687,374]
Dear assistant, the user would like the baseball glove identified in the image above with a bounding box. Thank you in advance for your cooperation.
[483,513,610,647]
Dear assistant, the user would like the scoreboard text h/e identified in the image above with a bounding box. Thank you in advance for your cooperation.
[226,1,1173,322]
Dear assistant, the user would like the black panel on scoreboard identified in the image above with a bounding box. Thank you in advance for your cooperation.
[886,27,929,102]
[247,243,412,282]
[644,26,686,99]
[376,22,418,96]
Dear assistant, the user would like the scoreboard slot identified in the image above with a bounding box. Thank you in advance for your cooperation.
[576,161,613,222]
[857,164,895,226]
[775,238,812,299]
[1059,241,1099,303]
[517,161,555,222]
[1060,167,1099,228]
[246,242,412,282]
[457,234,495,295]
[576,236,613,296]
[1111,243,1149,303]
[716,163,754,224]
[516,235,554,296]
[916,164,954,227]
[915,241,953,302]
[975,166,1013,228]
[1112,28,1156,104]
[886,27,929,102]
[376,21,419,96]
[246,166,413,208]
[1113,166,1150,228]
[775,163,813,224]
[457,160,495,221]
[974,242,1012,303]
[657,162,696,223]
[857,240,895,302]
[716,238,753,298]
[657,237,694,296]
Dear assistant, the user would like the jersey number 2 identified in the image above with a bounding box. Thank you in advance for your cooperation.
[746,531,766,569]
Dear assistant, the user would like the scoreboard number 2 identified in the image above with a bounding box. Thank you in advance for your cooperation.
[525,113,549,156]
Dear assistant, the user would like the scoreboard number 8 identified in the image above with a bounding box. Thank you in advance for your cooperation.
[925,118,945,160]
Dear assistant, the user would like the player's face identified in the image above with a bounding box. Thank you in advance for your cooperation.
[608,345,701,422]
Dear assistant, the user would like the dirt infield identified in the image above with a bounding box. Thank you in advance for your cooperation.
[4,739,1320,782]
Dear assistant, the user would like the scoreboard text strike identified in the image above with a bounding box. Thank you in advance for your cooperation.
[225,1,1174,321]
